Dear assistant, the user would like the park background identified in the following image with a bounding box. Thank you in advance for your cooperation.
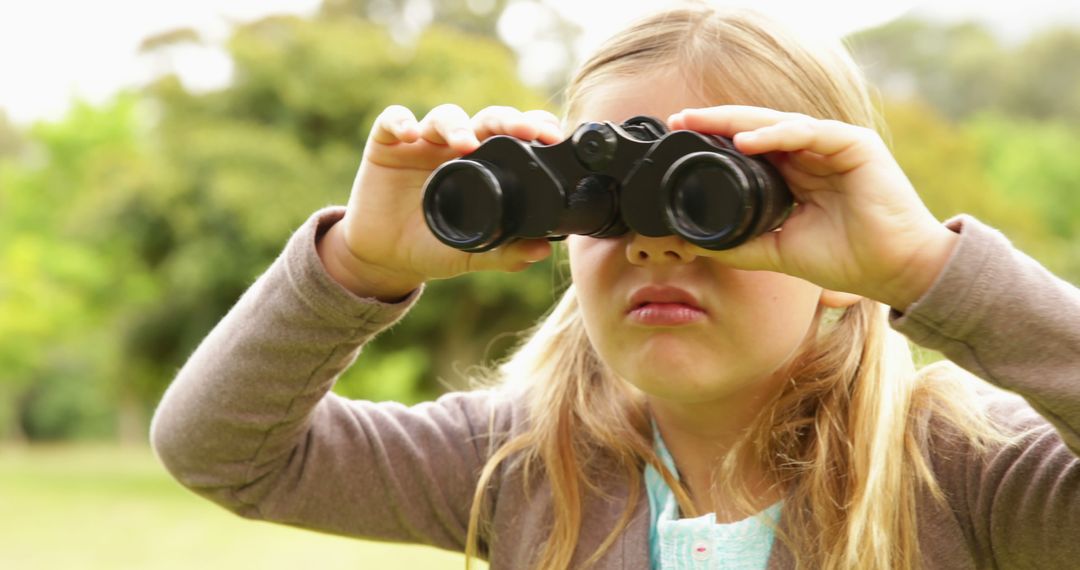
[1,0,1079,567]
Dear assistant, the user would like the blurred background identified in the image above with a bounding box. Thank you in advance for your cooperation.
[1,0,1078,567]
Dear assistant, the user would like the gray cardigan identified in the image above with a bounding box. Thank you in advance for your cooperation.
[150,207,1080,569]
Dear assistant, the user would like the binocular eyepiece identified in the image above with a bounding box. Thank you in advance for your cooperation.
[421,115,792,252]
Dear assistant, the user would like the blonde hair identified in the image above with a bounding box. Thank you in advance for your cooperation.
[465,5,1020,569]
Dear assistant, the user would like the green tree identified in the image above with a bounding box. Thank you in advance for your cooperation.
[850,20,1080,281]
[849,18,1006,121]
[128,15,561,429]
[964,113,1080,278]
[320,0,511,37]
[0,96,150,441]
[317,0,580,94]
[0,13,566,442]
[882,99,1065,274]
[999,27,1080,125]
[850,18,1080,126]
[0,110,24,159]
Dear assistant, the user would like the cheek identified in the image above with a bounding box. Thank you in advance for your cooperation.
[567,237,626,347]
[726,275,822,352]
[567,236,621,292]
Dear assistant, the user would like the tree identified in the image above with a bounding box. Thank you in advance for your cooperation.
[0,96,147,441]
[848,18,1006,121]
[964,113,1080,277]
[850,18,1080,126]
[882,99,1068,276]
[317,0,581,94]
[1000,27,1080,125]
[0,110,24,159]
[0,11,566,442]
[320,0,511,38]
[130,15,562,425]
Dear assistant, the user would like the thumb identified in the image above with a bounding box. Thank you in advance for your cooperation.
[690,231,783,273]
[466,239,553,273]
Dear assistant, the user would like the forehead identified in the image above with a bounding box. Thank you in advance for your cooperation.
[571,70,711,126]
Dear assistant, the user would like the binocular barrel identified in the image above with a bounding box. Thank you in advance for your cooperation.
[422,116,792,253]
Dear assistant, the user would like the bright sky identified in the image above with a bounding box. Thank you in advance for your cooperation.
[1,0,1078,126]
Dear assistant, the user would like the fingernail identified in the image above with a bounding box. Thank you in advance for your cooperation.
[394,120,415,136]
[451,129,474,145]
[737,132,759,143]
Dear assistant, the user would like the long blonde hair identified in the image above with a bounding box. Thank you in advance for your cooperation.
[465,5,1019,569]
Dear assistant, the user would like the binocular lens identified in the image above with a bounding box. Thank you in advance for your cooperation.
[664,153,752,249]
[423,160,506,251]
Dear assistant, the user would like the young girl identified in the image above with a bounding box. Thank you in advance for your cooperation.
[150,5,1080,569]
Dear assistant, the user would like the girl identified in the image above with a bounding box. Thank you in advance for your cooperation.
[151,4,1080,569]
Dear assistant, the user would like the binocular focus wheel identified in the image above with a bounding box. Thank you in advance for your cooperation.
[571,123,618,171]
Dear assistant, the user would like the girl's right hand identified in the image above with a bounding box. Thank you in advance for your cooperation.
[318,104,564,301]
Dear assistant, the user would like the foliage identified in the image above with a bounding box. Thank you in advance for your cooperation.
[0,13,558,441]
[963,113,1080,276]
[850,18,1080,126]
[881,100,1057,266]
[0,11,1078,441]
[0,96,151,441]
[853,18,1080,278]
[0,110,24,158]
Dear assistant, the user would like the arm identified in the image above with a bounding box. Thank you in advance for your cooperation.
[151,103,564,550]
[666,105,1080,568]
[150,207,510,550]
[891,215,1080,451]
[891,215,1080,569]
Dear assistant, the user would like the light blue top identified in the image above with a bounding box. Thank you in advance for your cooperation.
[645,426,783,569]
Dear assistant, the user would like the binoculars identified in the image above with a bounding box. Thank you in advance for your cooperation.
[421,115,792,252]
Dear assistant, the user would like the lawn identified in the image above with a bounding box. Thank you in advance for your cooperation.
[0,445,480,569]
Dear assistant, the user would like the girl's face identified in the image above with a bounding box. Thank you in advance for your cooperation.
[568,72,826,407]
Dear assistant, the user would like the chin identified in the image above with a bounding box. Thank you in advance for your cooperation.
[629,335,715,370]
[619,361,725,397]
[615,349,766,404]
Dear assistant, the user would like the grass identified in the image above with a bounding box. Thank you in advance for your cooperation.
[0,444,481,569]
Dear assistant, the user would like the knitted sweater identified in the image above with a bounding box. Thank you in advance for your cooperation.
[151,207,1080,569]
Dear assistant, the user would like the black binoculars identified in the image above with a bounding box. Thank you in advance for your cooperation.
[421,115,792,252]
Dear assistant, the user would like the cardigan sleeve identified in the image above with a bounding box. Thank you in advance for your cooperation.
[150,207,513,552]
[890,214,1080,569]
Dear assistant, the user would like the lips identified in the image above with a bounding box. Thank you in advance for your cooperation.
[627,284,705,314]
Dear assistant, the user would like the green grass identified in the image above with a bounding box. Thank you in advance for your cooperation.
[0,445,481,569]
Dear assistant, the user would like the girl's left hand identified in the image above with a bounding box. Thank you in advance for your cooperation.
[667,105,959,311]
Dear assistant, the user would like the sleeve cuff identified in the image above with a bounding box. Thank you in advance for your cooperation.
[889,214,1007,347]
[282,206,423,329]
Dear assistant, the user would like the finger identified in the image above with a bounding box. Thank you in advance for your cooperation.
[786,149,834,177]
[774,156,832,195]
[370,105,420,145]
[471,107,563,145]
[522,109,564,145]
[466,239,553,272]
[689,230,783,273]
[471,106,532,141]
[734,119,879,173]
[419,103,480,153]
[669,105,807,137]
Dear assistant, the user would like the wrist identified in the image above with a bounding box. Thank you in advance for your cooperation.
[887,225,960,312]
[316,221,422,302]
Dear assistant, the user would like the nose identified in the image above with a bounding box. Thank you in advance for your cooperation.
[625,233,697,266]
